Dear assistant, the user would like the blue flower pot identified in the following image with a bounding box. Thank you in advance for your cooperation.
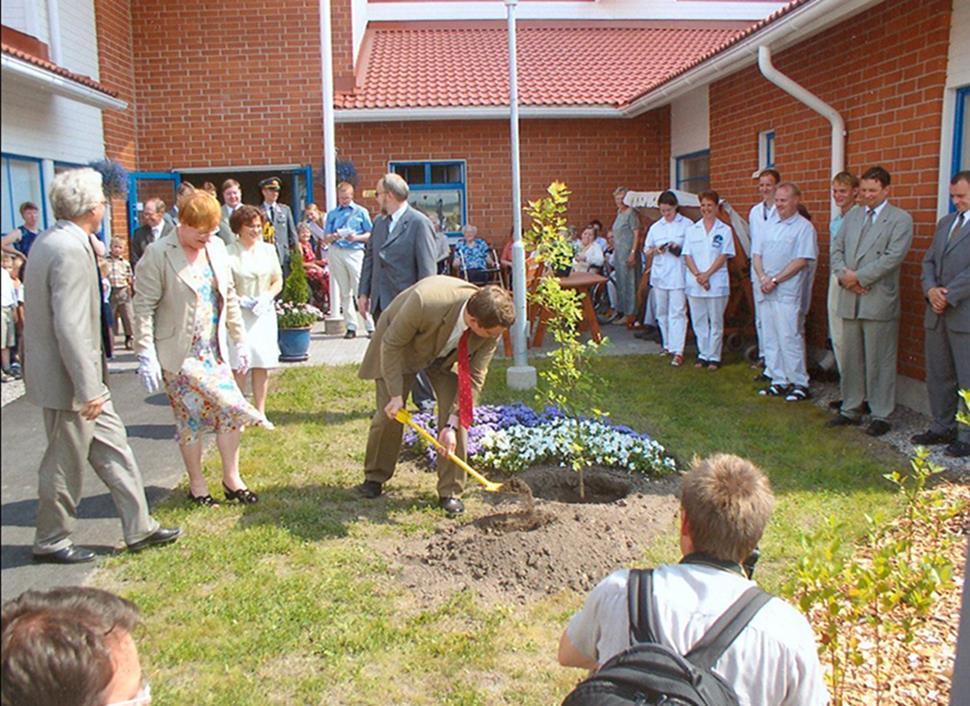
[278,327,311,362]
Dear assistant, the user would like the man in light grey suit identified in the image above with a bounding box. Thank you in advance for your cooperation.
[24,168,180,564]
[828,166,913,436]
[259,176,297,276]
[911,171,970,458]
[357,173,437,321]
[214,178,242,247]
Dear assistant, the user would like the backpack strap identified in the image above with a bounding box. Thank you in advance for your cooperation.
[685,586,773,671]
[626,568,658,645]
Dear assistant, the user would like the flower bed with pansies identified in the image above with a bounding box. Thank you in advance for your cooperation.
[402,403,678,476]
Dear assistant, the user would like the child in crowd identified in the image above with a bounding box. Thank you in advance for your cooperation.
[106,237,135,349]
[1,253,20,381]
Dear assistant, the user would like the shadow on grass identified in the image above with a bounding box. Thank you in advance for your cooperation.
[232,482,440,543]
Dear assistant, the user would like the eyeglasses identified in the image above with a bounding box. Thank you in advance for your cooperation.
[108,681,151,705]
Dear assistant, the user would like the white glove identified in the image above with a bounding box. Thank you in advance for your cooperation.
[137,351,163,394]
[253,293,275,317]
[234,343,250,375]
[239,295,258,310]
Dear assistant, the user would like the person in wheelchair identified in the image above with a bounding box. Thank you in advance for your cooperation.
[453,224,496,284]
[573,225,605,275]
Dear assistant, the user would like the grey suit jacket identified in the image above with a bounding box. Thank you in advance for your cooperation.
[130,221,175,269]
[358,206,437,313]
[23,220,109,410]
[922,210,970,332]
[830,201,913,321]
[263,202,297,268]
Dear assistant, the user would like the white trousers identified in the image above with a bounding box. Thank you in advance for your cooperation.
[761,298,809,387]
[687,295,728,362]
[654,288,687,355]
[826,273,843,374]
[751,267,764,359]
[329,247,373,332]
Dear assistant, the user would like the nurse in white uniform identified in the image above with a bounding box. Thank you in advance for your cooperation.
[643,191,691,366]
[683,190,736,370]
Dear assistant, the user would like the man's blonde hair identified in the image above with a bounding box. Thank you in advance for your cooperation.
[680,454,774,563]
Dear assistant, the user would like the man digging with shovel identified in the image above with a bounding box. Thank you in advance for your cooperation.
[356,276,515,515]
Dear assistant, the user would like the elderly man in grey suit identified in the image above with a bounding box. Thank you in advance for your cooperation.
[828,166,913,437]
[24,168,180,564]
[130,197,175,270]
[911,171,970,458]
[358,173,438,322]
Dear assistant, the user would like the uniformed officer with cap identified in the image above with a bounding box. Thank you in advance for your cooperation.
[259,176,298,275]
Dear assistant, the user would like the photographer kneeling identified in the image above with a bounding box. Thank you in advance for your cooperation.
[558,453,828,705]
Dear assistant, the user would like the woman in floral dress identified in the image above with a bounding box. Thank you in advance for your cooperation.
[134,191,271,507]
[453,224,495,284]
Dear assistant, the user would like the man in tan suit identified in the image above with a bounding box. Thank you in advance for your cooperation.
[24,168,180,564]
[828,166,913,437]
[357,276,515,515]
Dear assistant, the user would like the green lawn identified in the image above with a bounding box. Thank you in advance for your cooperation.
[93,355,904,705]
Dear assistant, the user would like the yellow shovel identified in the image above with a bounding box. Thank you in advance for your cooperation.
[394,409,503,492]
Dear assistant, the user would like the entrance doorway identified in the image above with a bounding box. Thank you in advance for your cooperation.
[175,165,314,220]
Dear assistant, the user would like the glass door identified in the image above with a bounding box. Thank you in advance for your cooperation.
[127,171,181,237]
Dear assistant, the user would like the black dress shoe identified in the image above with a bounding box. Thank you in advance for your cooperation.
[865,420,891,437]
[826,414,860,428]
[357,480,383,498]
[944,441,970,458]
[127,527,181,553]
[439,497,465,515]
[32,545,96,564]
[344,329,357,339]
[911,429,956,446]
[828,399,843,411]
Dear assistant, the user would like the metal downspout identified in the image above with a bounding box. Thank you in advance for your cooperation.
[757,45,845,219]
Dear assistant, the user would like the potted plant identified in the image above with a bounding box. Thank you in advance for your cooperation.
[277,248,323,362]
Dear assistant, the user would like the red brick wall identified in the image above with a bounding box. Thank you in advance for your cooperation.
[95,0,138,243]
[128,0,355,173]
[708,0,951,379]
[336,108,668,245]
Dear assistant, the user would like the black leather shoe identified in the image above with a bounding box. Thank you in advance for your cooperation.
[127,527,181,553]
[911,429,956,446]
[944,441,970,458]
[826,414,860,428]
[32,545,96,564]
[357,480,383,498]
[865,420,891,437]
[439,497,464,515]
[344,329,357,339]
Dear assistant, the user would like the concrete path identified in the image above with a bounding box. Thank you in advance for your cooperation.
[0,323,656,602]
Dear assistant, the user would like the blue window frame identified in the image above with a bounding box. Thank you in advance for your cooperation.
[675,150,710,194]
[761,130,775,170]
[953,85,969,177]
[389,160,467,236]
[2,153,48,233]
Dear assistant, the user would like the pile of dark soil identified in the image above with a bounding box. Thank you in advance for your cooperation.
[393,465,680,603]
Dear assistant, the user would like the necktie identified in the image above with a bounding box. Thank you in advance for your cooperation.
[457,329,473,429]
[861,209,876,239]
[763,203,769,221]
[949,212,965,242]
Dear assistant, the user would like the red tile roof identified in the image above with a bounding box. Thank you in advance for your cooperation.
[1,42,119,98]
[336,22,753,110]
[640,0,806,96]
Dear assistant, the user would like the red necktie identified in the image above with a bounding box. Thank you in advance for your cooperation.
[457,329,473,429]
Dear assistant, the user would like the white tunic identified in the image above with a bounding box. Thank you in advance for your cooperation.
[753,212,818,304]
[644,213,691,290]
[683,219,736,298]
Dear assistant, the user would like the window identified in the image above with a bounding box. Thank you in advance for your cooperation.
[389,160,467,234]
[675,150,710,194]
[759,130,775,170]
[953,86,969,176]
[1,154,47,233]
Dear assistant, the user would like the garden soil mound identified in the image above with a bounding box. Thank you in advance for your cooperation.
[393,466,680,604]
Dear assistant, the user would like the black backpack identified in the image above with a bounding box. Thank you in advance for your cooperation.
[561,568,772,706]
